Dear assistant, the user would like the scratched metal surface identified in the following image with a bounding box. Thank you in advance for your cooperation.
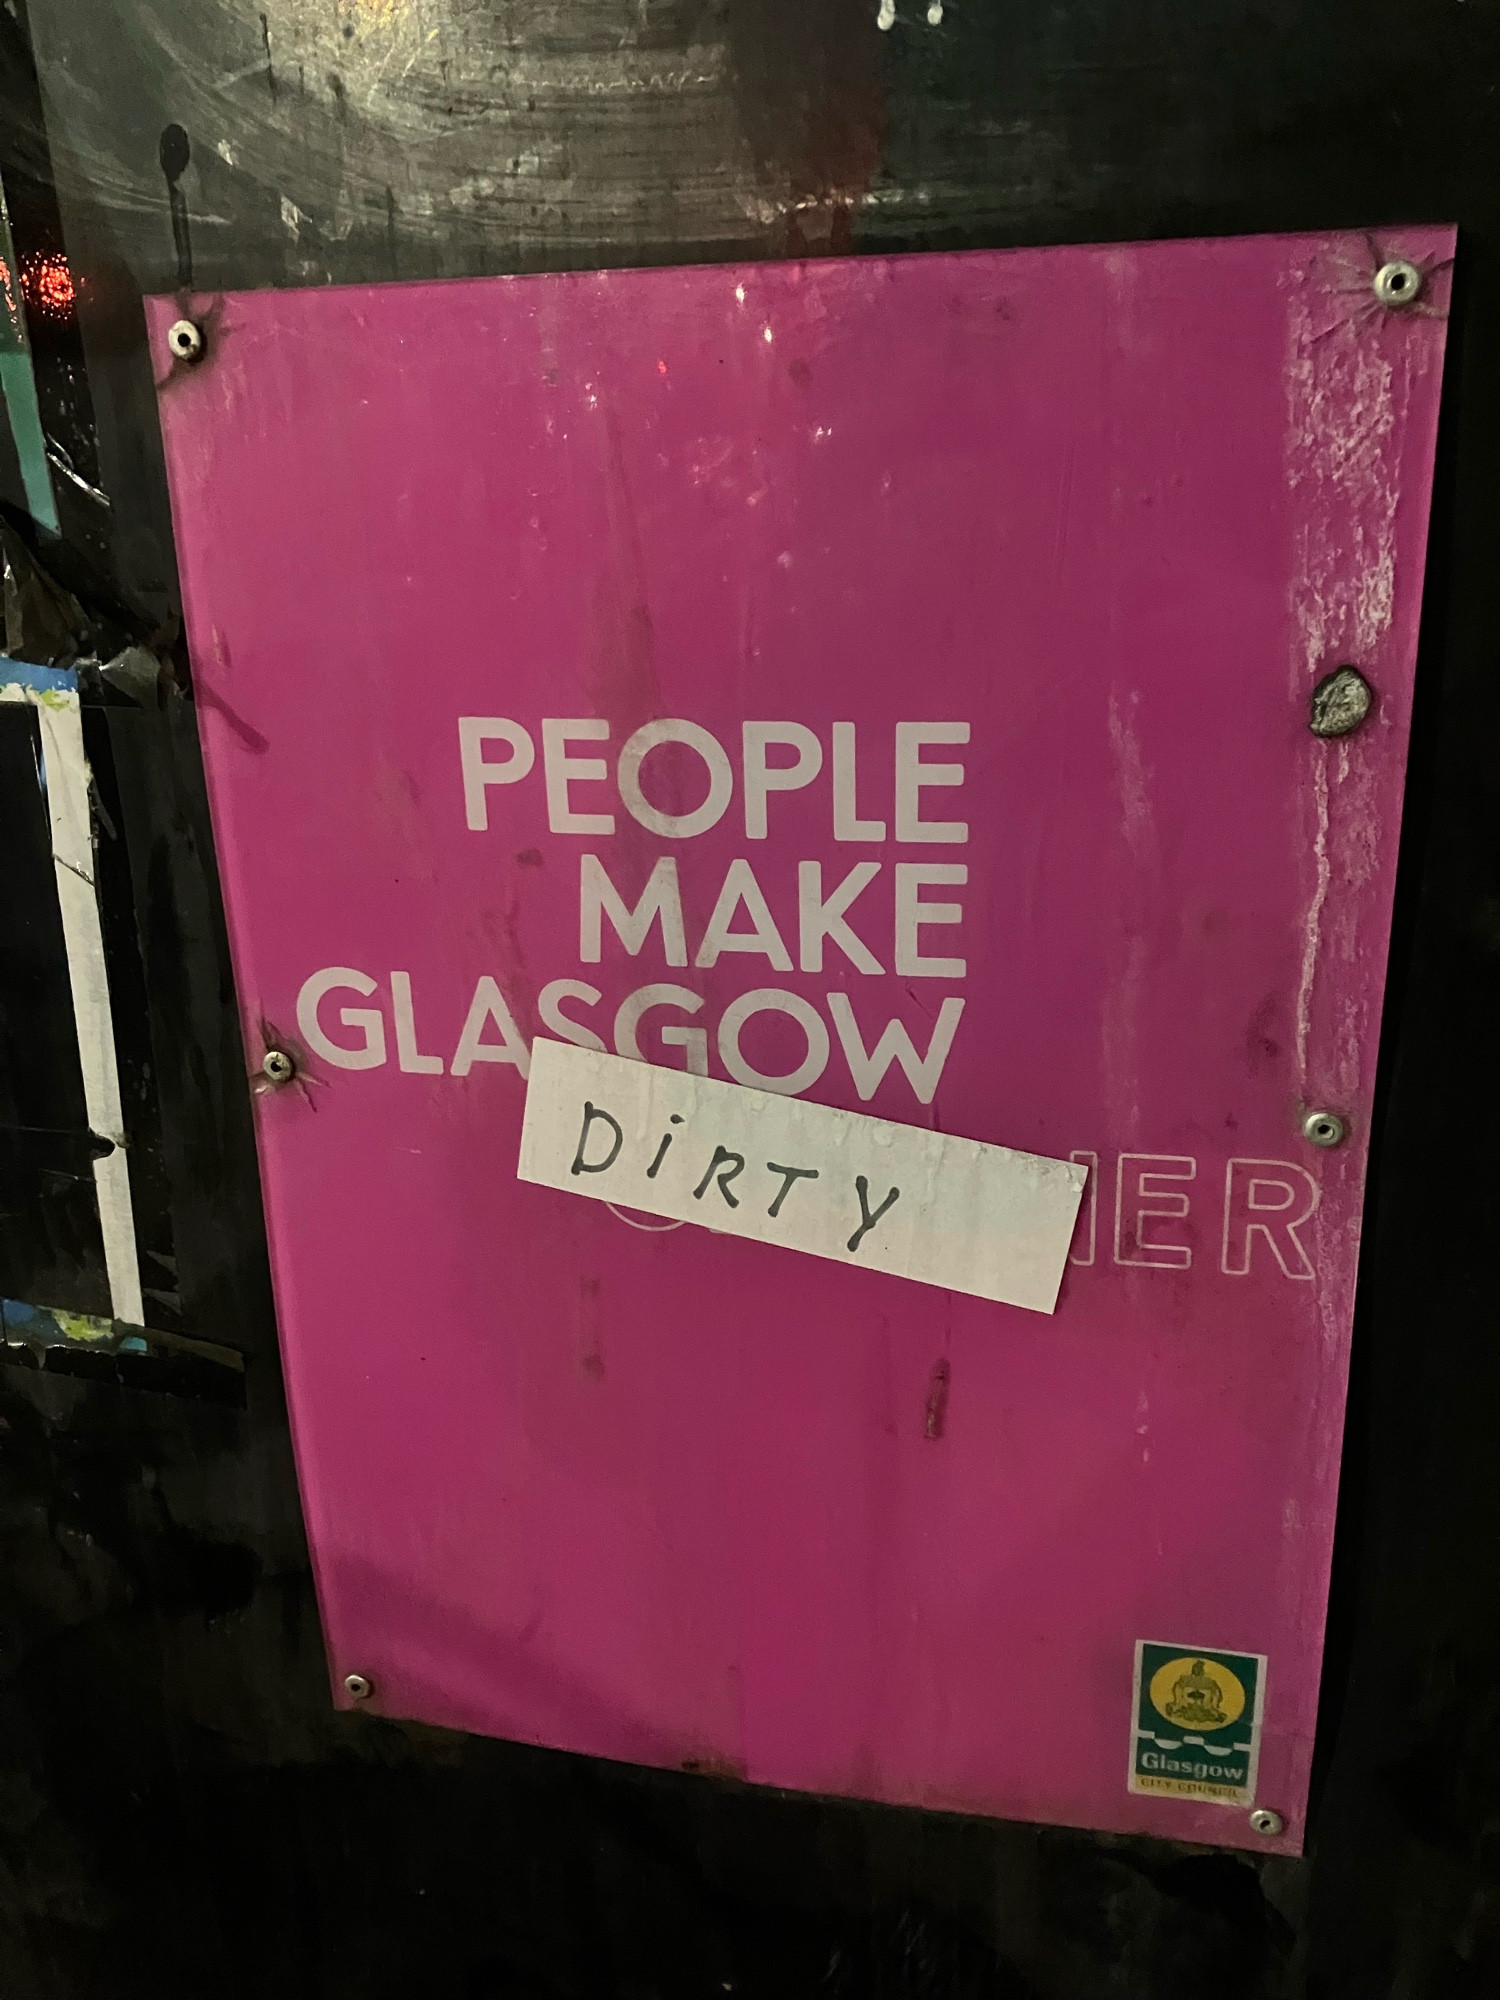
[27,0,856,288]
[148,228,1449,1850]
[24,0,1441,297]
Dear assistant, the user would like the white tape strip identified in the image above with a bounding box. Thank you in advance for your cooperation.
[4,679,144,1324]
[520,1039,1087,1313]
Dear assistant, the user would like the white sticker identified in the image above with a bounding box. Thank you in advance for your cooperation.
[518,1039,1086,1312]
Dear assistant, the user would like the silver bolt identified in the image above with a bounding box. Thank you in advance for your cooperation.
[260,1047,297,1086]
[1310,665,1374,739]
[1248,1807,1285,1837]
[167,318,205,363]
[1372,259,1423,309]
[343,1673,374,1701]
[1303,1109,1346,1149]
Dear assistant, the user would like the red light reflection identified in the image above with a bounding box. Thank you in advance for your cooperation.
[22,253,76,319]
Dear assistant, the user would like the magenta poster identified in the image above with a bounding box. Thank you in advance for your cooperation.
[149,227,1451,1850]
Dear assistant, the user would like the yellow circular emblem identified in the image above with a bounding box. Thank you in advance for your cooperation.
[1149,1655,1246,1731]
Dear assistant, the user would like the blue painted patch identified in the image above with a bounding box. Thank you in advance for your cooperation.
[0,1299,247,1404]
[0,655,78,695]
[1,1297,113,1347]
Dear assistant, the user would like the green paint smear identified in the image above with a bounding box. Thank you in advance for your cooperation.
[51,1310,113,1345]
[0,683,80,710]
[0,352,60,534]
[0,183,59,531]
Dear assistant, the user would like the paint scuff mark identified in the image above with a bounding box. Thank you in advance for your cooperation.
[1294,757,1330,1079]
[923,1357,951,1439]
[680,1752,747,1781]
[159,123,193,290]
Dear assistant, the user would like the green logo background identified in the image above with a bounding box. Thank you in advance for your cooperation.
[1131,1641,1264,1800]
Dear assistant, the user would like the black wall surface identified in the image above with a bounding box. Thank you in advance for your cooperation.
[1,2,1498,1994]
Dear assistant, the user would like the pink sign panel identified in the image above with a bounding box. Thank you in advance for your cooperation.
[149,227,1452,1851]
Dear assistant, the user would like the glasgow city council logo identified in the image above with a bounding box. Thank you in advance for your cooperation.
[1129,1640,1266,1805]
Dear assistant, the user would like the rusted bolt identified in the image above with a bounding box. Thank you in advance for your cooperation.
[261,1047,297,1086]
[343,1673,374,1701]
[1310,666,1374,739]
[1249,1807,1285,1837]
[1302,1110,1346,1149]
[167,318,205,363]
[1372,259,1422,309]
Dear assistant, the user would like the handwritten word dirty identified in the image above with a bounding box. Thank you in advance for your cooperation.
[571,1098,902,1254]
[518,1040,1086,1312]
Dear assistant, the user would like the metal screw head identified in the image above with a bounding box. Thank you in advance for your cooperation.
[260,1047,297,1086]
[1372,259,1423,309]
[1310,665,1374,739]
[1249,1807,1285,1838]
[1302,1109,1346,1149]
[343,1673,374,1701]
[167,318,205,363]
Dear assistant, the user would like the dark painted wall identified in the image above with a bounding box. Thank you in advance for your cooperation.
[2,1,1499,1993]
